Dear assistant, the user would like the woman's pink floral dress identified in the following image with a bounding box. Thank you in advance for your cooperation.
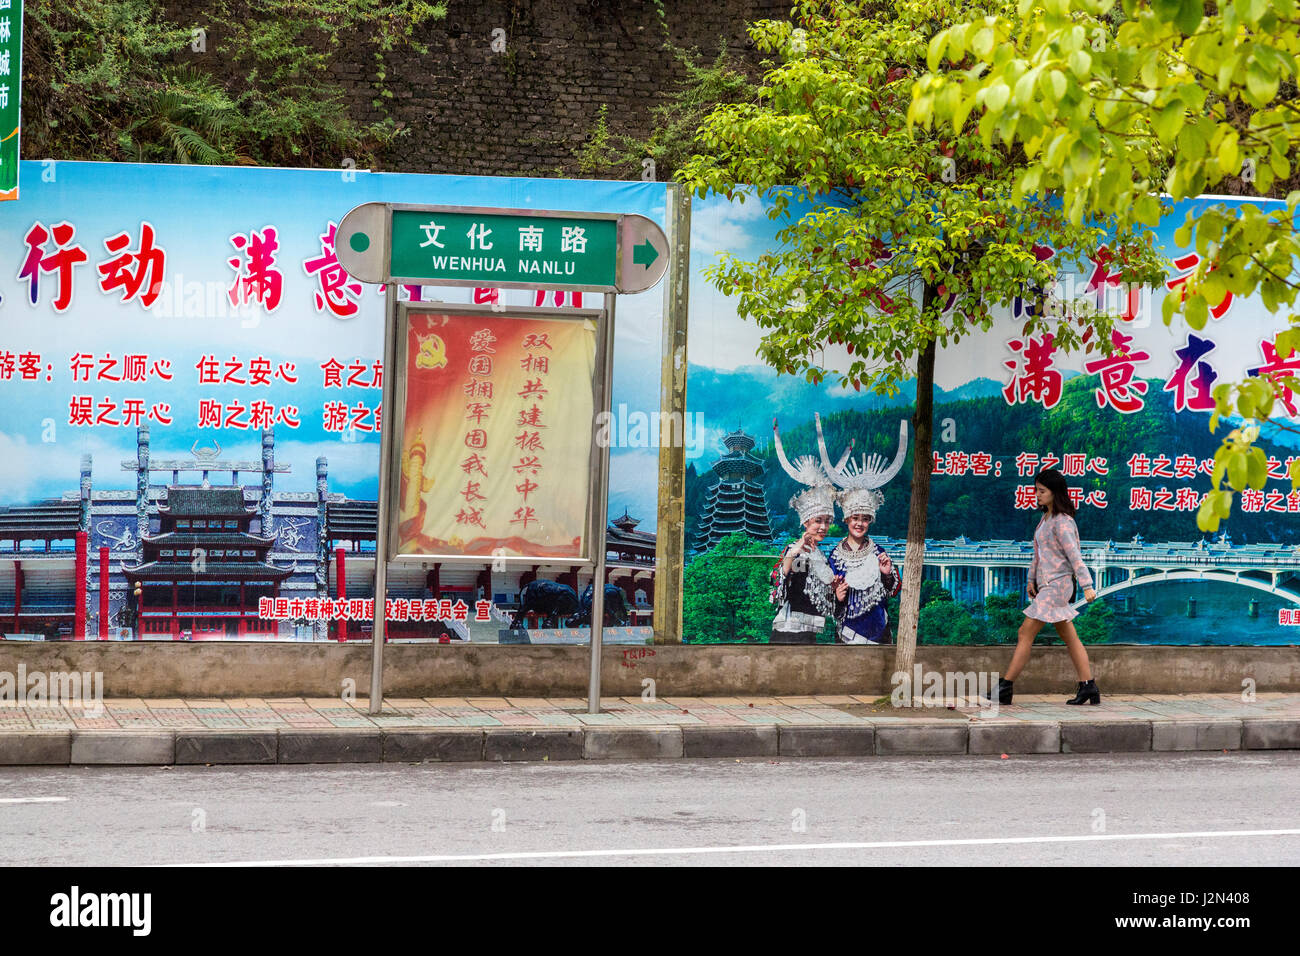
[1025,513,1093,623]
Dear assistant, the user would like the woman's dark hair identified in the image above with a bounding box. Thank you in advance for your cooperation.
[1033,467,1076,517]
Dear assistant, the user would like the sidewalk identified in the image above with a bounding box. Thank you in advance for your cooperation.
[1,694,1297,765]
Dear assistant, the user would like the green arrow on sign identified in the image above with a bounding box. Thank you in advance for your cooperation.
[632,238,659,269]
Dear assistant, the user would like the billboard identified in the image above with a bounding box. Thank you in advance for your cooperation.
[0,161,667,641]
[684,192,1300,647]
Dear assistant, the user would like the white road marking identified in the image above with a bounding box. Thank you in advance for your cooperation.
[173,827,1300,866]
[0,796,69,804]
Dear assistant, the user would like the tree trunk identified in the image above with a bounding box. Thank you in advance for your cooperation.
[894,297,937,705]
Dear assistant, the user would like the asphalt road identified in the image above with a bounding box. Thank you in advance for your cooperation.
[1,752,1298,866]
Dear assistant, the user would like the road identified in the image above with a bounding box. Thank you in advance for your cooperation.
[1,752,1298,866]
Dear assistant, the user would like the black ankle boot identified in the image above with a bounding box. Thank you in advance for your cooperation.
[1066,679,1100,705]
[984,677,1013,705]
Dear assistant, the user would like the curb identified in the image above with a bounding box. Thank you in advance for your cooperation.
[0,718,1296,766]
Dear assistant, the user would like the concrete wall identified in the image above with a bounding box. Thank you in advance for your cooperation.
[1,642,1296,698]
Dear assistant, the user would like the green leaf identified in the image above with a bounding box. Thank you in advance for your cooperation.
[1214,489,1234,518]
[1049,70,1067,101]
[1175,0,1204,33]
[1069,50,1092,79]
[972,27,995,59]
[1152,0,1183,22]
[927,31,949,72]
[1227,450,1248,490]
[1217,129,1240,173]
[1154,104,1185,145]
[1247,447,1268,490]
[984,81,1010,114]
[1197,494,1220,532]
[1246,63,1280,104]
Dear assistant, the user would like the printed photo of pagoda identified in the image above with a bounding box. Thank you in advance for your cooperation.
[0,426,655,641]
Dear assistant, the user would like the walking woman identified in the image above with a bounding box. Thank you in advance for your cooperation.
[991,468,1100,705]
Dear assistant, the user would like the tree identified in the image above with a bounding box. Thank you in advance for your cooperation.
[982,591,1026,642]
[917,600,981,644]
[682,533,782,642]
[676,0,1164,695]
[1074,599,1116,644]
[910,0,1300,532]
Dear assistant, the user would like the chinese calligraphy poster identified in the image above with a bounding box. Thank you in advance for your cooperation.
[396,309,596,559]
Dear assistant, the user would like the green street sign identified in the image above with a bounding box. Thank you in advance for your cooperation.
[336,202,668,294]
[0,0,23,202]
[391,209,616,287]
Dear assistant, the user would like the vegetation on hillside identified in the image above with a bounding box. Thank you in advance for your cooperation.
[24,0,445,167]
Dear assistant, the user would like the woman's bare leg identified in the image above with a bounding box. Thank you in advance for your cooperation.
[1054,620,1093,680]
[1004,616,1046,681]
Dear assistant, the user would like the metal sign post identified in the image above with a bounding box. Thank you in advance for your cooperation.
[338,202,667,717]
[369,281,399,714]
[587,292,617,714]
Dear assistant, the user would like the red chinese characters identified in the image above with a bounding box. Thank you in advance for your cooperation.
[1084,245,1144,322]
[1163,333,1219,413]
[509,328,553,530]
[228,227,283,311]
[455,328,501,533]
[304,222,364,318]
[0,352,44,381]
[19,221,88,312]
[1003,334,1063,409]
[533,290,582,308]
[69,397,173,428]
[197,400,299,430]
[97,222,167,308]
[1084,329,1150,413]
[1165,253,1232,320]
[1248,337,1300,416]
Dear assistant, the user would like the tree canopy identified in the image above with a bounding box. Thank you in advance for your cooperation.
[909,0,1300,531]
[678,0,1166,394]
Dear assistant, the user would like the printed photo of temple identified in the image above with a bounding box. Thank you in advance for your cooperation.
[0,426,655,640]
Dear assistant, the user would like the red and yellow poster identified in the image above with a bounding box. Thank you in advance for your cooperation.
[396,310,597,559]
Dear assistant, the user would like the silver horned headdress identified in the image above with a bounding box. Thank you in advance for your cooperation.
[773,417,851,525]
[814,413,909,519]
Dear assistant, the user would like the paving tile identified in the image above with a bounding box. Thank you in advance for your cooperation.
[456,714,503,726]
[464,697,512,710]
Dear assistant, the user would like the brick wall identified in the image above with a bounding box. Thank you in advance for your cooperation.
[171,0,791,178]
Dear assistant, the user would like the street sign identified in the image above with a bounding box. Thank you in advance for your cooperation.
[0,1,23,202]
[336,203,668,294]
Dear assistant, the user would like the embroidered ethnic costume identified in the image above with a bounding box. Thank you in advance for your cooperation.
[768,418,845,644]
[816,414,910,645]
[828,537,900,644]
